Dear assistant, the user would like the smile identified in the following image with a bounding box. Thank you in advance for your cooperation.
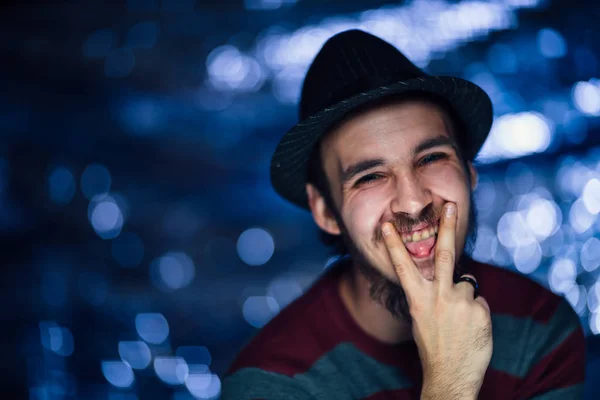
[401,223,439,244]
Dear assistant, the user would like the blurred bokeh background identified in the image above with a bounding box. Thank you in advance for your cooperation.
[3,0,600,398]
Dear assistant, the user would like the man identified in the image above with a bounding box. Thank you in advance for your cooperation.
[223,30,585,399]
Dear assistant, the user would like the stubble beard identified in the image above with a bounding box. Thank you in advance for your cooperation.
[337,194,477,324]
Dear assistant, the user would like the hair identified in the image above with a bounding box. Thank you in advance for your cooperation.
[306,91,475,255]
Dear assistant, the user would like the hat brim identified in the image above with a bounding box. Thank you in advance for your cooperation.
[270,75,493,210]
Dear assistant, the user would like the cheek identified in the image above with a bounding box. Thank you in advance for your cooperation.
[421,164,469,201]
[342,189,390,240]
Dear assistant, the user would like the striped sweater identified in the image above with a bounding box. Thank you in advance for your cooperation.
[223,258,585,399]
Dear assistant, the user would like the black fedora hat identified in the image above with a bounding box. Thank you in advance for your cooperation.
[270,29,493,210]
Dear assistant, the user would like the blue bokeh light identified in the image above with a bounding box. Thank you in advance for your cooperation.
[135,313,170,344]
[80,164,111,200]
[102,361,135,388]
[185,373,222,400]
[267,276,303,309]
[150,252,196,292]
[118,340,152,369]
[153,356,189,385]
[111,232,145,268]
[242,296,280,328]
[88,195,124,239]
[48,166,76,205]
[176,346,212,373]
[236,228,275,266]
[537,28,567,58]
[39,321,75,357]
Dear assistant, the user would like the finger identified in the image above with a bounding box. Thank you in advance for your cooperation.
[381,222,423,297]
[434,202,457,290]
[474,295,490,314]
[455,274,478,299]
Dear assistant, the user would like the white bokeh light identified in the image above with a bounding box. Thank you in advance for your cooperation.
[477,112,553,162]
[572,80,600,116]
[581,237,600,272]
[587,282,600,313]
[582,178,600,214]
[548,258,578,295]
[565,284,587,316]
[525,198,560,240]
[569,198,595,233]
[513,242,542,274]
[497,211,536,248]
[590,311,600,335]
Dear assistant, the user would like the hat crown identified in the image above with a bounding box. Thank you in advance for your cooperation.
[299,29,426,120]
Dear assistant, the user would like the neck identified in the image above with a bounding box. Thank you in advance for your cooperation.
[338,260,413,345]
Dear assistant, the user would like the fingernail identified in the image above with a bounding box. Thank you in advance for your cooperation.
[382,223,392,236]
[445,203,456,217]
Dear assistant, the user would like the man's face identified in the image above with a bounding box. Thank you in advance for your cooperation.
[309,99,476,287]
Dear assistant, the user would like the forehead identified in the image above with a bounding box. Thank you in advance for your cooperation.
[321,99,454,167]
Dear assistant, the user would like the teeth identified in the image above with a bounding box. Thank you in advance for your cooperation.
[401,225,439,243]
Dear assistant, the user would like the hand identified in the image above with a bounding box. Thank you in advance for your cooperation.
[381,202,493,399]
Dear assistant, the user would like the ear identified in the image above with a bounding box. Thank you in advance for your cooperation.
[468,161,478,192]
[306,183,341,236]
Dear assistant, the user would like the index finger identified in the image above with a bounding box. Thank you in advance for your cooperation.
[381,222,424,297]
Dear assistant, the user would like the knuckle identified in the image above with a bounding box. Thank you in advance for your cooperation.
[393,262,407,277]
[473,302,491,323]
[435,249,455,265]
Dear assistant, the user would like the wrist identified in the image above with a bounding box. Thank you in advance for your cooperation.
[421,379,478,400]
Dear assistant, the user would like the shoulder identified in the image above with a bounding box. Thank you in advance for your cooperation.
[471,260,585,378]
[471,260,571,323]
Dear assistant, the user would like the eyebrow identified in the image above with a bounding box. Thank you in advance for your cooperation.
[340,135,458,185]
[413,135,458,155]
[340,158,386,185]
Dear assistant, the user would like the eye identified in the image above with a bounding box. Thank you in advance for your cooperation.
[419,152,448,166]
[354,173,383,187]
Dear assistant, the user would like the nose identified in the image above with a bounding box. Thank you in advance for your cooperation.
[390,170,433,218]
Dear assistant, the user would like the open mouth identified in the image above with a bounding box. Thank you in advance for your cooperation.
[400,222,439,259]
